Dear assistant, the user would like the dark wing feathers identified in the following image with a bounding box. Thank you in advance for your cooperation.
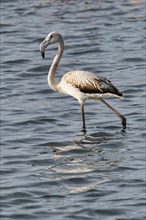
[92,77,123,97]
[79,76,123,97]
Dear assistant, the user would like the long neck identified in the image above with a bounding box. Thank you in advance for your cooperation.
[48,38,64,92]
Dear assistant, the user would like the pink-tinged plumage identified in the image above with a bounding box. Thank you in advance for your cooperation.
[40,32,126,132]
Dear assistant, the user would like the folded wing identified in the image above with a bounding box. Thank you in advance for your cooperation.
[61,71,123,97]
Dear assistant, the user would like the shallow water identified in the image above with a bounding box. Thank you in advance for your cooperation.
[1,0,145,219]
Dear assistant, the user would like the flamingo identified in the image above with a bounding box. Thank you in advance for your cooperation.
[39,31,126,132]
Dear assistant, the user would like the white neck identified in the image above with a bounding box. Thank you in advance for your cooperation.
[48,38,64,92]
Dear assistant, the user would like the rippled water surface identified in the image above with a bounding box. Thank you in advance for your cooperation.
[1,0,145,219]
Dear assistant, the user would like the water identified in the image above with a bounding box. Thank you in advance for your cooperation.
[1,0,145,219]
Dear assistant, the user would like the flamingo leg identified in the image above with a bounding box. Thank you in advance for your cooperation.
[80,102,86,132]
[100,98,126,131]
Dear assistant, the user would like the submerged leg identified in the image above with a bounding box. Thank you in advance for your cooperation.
[80,101,86,132]
[100,98,126,130]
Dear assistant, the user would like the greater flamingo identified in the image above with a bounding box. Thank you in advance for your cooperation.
[39,32,126,132]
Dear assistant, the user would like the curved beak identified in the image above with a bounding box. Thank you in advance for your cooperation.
[39,39,49,59]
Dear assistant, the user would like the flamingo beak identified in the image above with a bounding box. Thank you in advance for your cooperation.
[39,39,49,59]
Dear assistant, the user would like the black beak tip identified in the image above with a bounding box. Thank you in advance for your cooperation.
[41,52,45,59]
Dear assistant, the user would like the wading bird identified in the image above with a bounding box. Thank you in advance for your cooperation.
[39,32,126,132]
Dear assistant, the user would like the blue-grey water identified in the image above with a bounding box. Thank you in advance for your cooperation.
[1,0,145,219]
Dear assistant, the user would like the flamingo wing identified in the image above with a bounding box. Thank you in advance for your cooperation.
[62,71,123,97]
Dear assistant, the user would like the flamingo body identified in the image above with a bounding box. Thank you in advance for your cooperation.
[58,70,123,100]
